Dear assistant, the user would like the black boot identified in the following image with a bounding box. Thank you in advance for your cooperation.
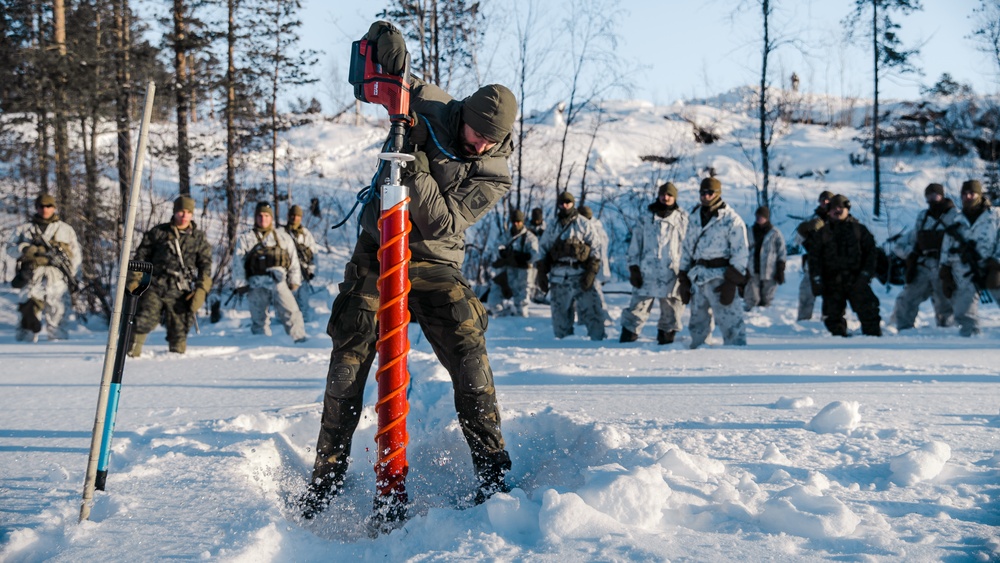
[619,327,639,343]
[656,330,675,344]
[474,451,512,505]
[19,300,42,333]
[299,470,345,520]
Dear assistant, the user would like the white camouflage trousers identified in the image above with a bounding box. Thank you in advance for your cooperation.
[950,274,1000,337]
[549,273,605,340]
[620,293,684,335]
[891,261,953,330]
[19,266,70,340]
[486,267,530,316]
[247,274,306,341]
[743,273,778,310]
[798,260,815,320]
[688,277,746,348]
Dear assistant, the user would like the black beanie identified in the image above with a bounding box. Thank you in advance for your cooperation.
[828,194,851,209]
[510,209,525,223]
[925,183,945,197]
[462,84,517,143]
[531,207,544,222]
[557,191,575,205]
[755,206,770,220]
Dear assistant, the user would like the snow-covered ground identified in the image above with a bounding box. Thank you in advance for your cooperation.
[2,261,1000,561]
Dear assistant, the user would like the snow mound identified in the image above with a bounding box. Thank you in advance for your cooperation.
[538,488,628,543]
[485,489,542,542]
[806,401,861,434]
[576,464,671,529]
[759,485,861,539]
[889,441,951,486]
[655,447,726,482]
[773,396,814,409]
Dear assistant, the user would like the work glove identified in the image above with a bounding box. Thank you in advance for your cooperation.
[628,265,643,289]
[810,275,824,297]
[677,270,692,305]
[187,287,207,313]
[715,266,748,305]
[535,261,549,293]
[939,264,957,298]
[366,21,407,75]
[125,271,143,293]
[401,151,429,179]
[774,261,785,285]
[986,257,1000,290]
[579,257,601,290]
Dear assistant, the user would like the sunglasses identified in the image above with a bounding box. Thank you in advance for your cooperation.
[699,190,715,196]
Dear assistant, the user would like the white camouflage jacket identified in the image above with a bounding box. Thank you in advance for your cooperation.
[941,204,1000,279]
[233,227,302,287]
[679,203,749,284]
[747,224,787,280]
[7,217,82,275]
[626,205,689,298]
[538,212,602,279]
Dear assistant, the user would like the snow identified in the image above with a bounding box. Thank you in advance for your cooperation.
[3,92,1000,561]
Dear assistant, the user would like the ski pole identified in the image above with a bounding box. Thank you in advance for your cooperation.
[95,261,152,490]
[81,81,155,522]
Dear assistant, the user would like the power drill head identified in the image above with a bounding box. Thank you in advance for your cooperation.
[348,39,411,124]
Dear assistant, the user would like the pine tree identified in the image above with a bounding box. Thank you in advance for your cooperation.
[844,0,923,217]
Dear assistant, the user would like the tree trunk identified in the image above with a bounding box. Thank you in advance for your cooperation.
[114,0,133,224]
[759,0,770,207]
[174,0,191,196]
[872,1,882,217]
[270,1,281,216]
[53,0,72,213]
[224,0,238,274]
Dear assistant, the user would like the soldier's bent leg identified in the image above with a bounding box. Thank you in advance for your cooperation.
[576,286,607,340]
[706,278,746,345]
[656,295,684,334]
[408,263,509,488]
[892,275,929,330]
[821,288,849,336]
[548,278,576,338]
[247,286,273,336]
[743,274,762,310]
[950,280,980,336]
[272,282,307,341]
[849,285,882,336]
[621,293,654,334]
[164,292,192,353]
[760,279,778,307]
[18,298,43,334]
[928,265,954,327]
[687,282,714,349]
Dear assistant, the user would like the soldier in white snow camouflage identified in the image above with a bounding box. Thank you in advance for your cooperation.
[677,178,749,348]
[744,206,786,310]
[536,191,606,340]
[890,183,958,330]
[620,182,689,344]
[486,210,540,317]
[939,180,1000,336]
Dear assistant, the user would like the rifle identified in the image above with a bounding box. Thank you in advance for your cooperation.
[168,233,202,334]
[945,224,995,304]
[34,228,79,294]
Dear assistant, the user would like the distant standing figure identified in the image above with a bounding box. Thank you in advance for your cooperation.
[527,206,548,304]
[234,201,307,342]
[794,191,832,320]
[939,180,1000,336]
[284,204,320,322]
[536,191,606,340]
[620,182,689,344]
[744,206,786,310]
[6,194,81,342]
[677,178,749,348]
[808,194,882,337]
[127,196,213,356]
[891,183,959,330]
[486,210,540,317]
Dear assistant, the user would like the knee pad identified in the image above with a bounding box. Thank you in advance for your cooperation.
[457,353,492,393]
[326,362,362,399]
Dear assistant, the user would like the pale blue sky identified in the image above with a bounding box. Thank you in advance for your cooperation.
[298,0,998,113]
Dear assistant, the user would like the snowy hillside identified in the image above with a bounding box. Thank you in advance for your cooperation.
[2,90,1000,561]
